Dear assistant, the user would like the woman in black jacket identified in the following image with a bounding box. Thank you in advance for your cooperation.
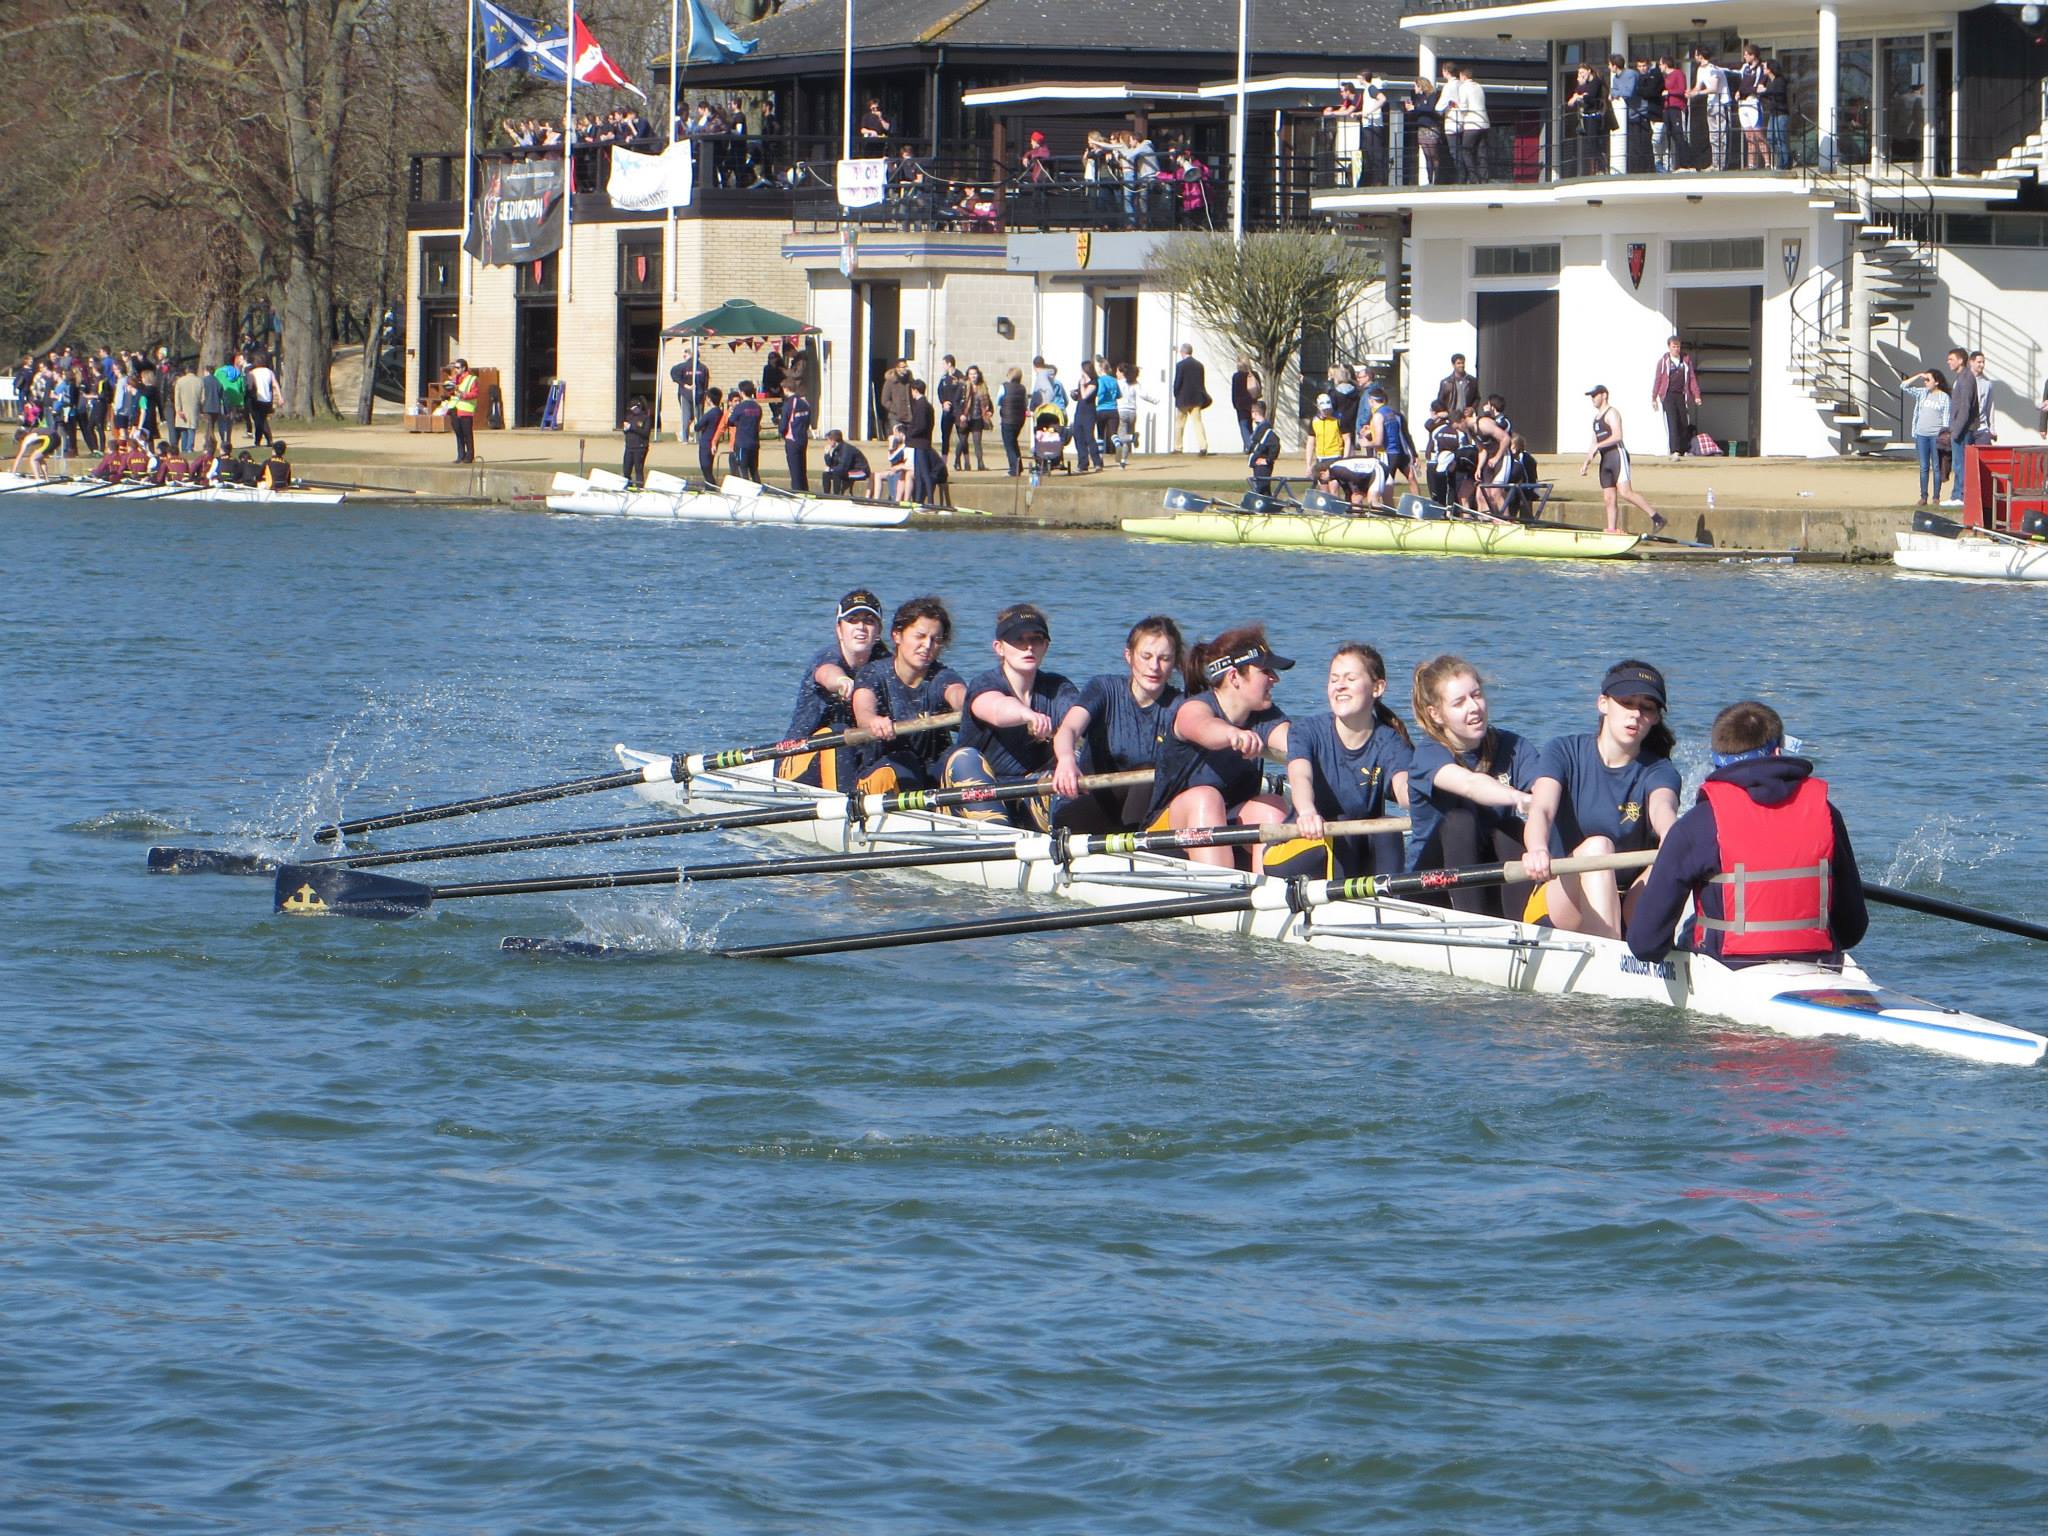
[997,366,1028,476]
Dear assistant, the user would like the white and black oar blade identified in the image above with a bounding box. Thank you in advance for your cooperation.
[274,863,435,918]
[1302,488,1350,515]
[2022,510,2048,540]
[1241,492,1286,515]
[1162,488,1210,513]
[148,845,280,875]
[1911,509,1965,539]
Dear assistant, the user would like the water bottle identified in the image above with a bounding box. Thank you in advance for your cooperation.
[1706,487,1716,511]
[1029,462,1041,488]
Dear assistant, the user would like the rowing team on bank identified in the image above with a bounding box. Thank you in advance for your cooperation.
[778,589,1869,966]
[9,426,294,490]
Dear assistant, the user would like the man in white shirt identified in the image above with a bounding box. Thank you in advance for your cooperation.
[246,355,281,447]
[1689,45,1732,170]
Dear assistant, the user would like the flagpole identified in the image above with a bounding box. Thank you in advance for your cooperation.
[562,0,575,303]
[1230,0,1248,243]
[841,0,854,162]
[670,0,684,304]
[462,0,477,302]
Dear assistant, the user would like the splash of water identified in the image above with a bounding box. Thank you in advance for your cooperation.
[1882,812,2018,889]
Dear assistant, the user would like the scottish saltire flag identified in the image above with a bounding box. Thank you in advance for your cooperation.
[478,0,644,94]
[687,0,759,62]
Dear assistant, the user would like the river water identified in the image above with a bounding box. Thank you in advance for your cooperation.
[6,497,2045,1533]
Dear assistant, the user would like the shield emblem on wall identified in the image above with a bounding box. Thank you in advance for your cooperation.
[1782,238,1802,283]
[635,252,649,284]
[1075,231,1091,270]
[1626,242,1646,290]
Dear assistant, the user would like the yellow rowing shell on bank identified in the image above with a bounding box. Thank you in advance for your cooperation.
[1121,510,1643,560]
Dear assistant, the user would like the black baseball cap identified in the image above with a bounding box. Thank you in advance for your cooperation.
[837,589,883,622]
[1600,661,1667,707]
[1204,642,1295,683]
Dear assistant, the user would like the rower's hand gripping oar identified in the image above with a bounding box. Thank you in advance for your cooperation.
[719,849,1653,960]
[149,711,963,872]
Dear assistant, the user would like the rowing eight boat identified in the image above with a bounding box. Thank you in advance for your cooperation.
[0,472,344,504]
[547,470,912,529]
[1122,508,1641,560]
[1892,531,2048,581]
[614,748,2043,1066]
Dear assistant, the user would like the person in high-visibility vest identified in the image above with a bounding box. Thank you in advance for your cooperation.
[447,359,479,464]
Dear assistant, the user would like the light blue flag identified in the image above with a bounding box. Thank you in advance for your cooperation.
[687,0,760,63]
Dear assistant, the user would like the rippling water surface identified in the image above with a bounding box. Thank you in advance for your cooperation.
[6,499,2046,1533]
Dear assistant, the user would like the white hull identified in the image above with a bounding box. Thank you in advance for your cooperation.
[546,471,910,529]
[1893,531,2048,581]
[616,749,2044,1067]
[0,472,342,505]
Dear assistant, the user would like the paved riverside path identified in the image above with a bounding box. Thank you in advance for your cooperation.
[214,416,1990,556]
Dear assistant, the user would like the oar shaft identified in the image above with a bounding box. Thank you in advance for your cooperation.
[1863,882,2048,944]
[1080,813,1409,857]
[723,890,1261,959]
[312,766,656,842]
[312,805,819,868]
[871,768,1150,815]
[682,711,959,774]
[435,841,1026,901]
[1348,848,1655,901]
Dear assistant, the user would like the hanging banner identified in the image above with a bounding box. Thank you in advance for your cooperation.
[465,156,565,266]
[836,158,888,209]
[607,141,695,211]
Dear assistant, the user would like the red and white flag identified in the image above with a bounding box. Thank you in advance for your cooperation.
[569,13,644,96]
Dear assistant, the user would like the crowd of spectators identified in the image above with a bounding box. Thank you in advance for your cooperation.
[10,342,283,463]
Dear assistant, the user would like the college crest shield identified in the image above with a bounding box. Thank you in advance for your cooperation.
[1075,231,1091,269]
[1626,242,1646,290]
[1782,237,1802,283]
[634,251,649,284]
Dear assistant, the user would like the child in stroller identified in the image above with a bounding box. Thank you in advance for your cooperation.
[1031,401,1071,473]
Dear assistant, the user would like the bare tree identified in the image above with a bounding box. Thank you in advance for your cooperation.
[1148,231,1380,447]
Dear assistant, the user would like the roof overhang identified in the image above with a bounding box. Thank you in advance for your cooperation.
[1400,0,1945,42]
[1314,171,2024,212]
[961,82,1207,108]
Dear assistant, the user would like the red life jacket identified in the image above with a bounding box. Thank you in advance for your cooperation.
[1697,777,1835,957]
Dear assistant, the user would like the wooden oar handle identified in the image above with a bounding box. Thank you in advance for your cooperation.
[1256,814,1412,843]
[1505,848,1658,883]
[838,710,962,748]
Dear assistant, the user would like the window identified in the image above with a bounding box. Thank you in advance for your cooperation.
[618,237,662,295]
[419,239,459,299]
[1474,244,1561,277]
[1943,213,2048,248]
[1667,238,1764,272]
[514,253,558,298]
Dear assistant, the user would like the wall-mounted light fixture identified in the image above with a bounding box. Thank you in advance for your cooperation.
[1497,32,1512,41]
[995,316,1015,339]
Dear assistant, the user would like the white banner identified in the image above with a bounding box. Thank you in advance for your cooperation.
[606,141,695,211]
[836,158,888,209]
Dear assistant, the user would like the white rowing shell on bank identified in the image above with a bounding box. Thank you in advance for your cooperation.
[547,469,911,528]
[614,748,2044,1067]
[0,471,344,504]
[1893,530,2048,581]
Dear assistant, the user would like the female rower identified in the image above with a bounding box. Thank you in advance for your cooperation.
[1269,644,1413,880]
[940,603,1081,826]
[1406,654,1542,917]
[1145,625,1293,870]
[777,588,887,791]
[1048,615,1186,833]
[848,596,967,795]
[1521,659,1682,939]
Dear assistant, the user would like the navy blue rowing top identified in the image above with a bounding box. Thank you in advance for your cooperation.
[1405,727,1541,871]
[1534,731,1681,853]
[787,639,890,738]
[954,667,1081,778]
[1147,690,1288,820]
[850,656,963,785]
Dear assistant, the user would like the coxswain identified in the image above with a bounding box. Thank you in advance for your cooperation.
[1145,625,1293,870]
[1627,700,1868,965]
[848,595,967,795]
[777,588,889,791]
[158,438,191,485]
[10,423,56,479]
[1267,644,1413,880]
[1405,655,1542,917]
[1049,615,1186,834]
[1579,384,1664,534]
[619,398,651,487]
[447,358,480,465]
[1521,659,1682,938]
[820,429,870,497]
[261,440,292,490]
[940,603,1080,828]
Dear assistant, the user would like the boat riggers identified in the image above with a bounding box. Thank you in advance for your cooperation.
[274,799,1408,921]
[719,847,1639,960]
[147,712,963,872]
[1912,508,2048,546]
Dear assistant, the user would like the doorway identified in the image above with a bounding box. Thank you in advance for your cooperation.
[515,303,558,427]
[616,303,661,420]
[859,278,900,439]
[1474,289,1559,452]
[1100,295,1139,377]
[418,303,460,388]
[1673,285,1761,455]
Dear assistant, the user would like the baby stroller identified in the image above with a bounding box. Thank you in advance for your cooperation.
[1031,401,1072,474]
